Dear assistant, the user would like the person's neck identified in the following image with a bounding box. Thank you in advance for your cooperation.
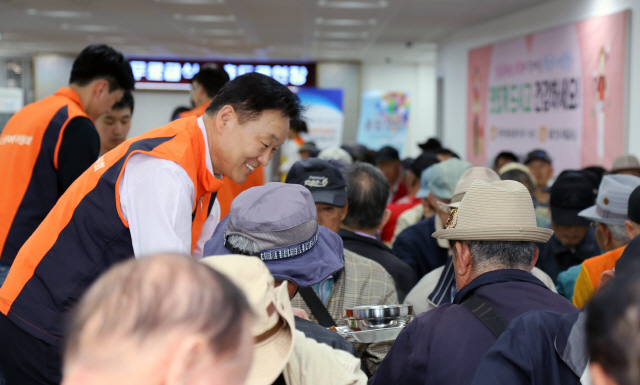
[195,97,213,109]
[69,84,92,116]
[341,225,377,237]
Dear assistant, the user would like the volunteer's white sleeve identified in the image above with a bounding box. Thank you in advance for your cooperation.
[192,198,221,259]
[119,153,195,258]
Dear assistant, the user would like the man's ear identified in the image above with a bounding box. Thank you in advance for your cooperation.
[589,362,619,385]
[455,241,472,275]
[597,270,616,292]
[92,79,109,98]
[529,246,539,271]
[215,105,235,134]
[376,209,392,231]
[165,335,209,385]
[625,220,635,240]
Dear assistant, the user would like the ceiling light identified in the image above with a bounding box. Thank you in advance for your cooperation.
[27,9,92,18]
[318,0,387,9]
[174,14,235,22]
[194,28,244,36]
[60,24,118,33]
[314,31,369,39]
[155,0,224,4]
[315,18,377,26]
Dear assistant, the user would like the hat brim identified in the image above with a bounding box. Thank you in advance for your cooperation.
[309,190,347,207]
[578,205,627,225]
[550,207,591,226]
[246,283,295,385]
[416,188,430,199]
[432,226,553,243]
[437,201,461,212]
[204,219,345,287]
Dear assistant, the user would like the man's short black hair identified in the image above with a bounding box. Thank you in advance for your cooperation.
[111,90,134,113]
[191,66,230,99]
[290,119,308,133]
[342,162,390,230]
[69,44,135,92]
[205,72,303,123]
[494,151,518,166]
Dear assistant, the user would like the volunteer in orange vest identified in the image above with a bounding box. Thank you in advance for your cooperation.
[95,90,134,156]
[0,72,302,385]
[178,66,230,119]
[0,44,134,287]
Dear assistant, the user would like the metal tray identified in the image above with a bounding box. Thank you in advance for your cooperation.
[334,325,405,343]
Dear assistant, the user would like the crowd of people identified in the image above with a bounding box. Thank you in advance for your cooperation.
[0,43,639,385]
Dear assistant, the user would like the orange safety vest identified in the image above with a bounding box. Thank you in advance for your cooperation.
[178,103,208,119]
[0,88,91,266]
[0,116,223,347]
[216,166,265,219]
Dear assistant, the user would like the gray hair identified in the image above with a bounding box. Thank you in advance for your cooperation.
[461,240,536,271]
[605,224,632,245]
[342,162,390,230]
[226,234,261,255]
[500,169,535,195]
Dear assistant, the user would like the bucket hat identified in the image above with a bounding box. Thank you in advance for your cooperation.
[578,174,640,225]
[203,183,344,287]
[436,167,500,212]
[201,254,295,385]
[420,157,472,200]
[432,179,553,242]
[610,155,640,174]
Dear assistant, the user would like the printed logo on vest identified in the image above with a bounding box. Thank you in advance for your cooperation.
[304,176,328,188]
[94,156,106,172]
[0,134,33,146]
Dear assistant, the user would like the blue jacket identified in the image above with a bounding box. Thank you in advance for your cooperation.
[471,310,588,385]
[368,269,578,385]
[536,226,600,283]
[392,216,448,278]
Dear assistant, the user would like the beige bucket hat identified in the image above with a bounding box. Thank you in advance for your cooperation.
[201,255,295,385]
[432,179,554,242]
[436,167,501,212]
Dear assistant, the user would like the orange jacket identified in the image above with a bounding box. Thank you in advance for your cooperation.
[0,116,222,347]
[0,88,91,266]
[178,103,208,119]
[573,245,626,308]
[216,166,265,219]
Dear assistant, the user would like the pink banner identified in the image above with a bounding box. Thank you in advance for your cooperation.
[467,11,628,171]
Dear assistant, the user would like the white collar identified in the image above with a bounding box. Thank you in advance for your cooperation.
[197,116,222,180]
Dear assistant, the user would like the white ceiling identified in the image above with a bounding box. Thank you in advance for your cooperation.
[0,0,549,60]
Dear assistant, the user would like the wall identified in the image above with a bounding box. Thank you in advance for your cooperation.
[33,54,74,101]
[438,0,640,166]
[317,62,361,145]
[361,60,437,158]
[129,90,189,137]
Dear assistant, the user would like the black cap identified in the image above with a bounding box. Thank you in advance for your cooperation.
[524,149,552,165]
[411,152,439,177]
[549,171,596,226]
[375,146,400,163]
[628,185,640,224]
[418,138,442,151]
[616,235,640,273]
[285,158,347,207]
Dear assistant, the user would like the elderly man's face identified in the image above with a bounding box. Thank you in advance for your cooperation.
[377,160,401,187]
[315,202,347,233]
[551,222,589,249]
[527,160,553,188]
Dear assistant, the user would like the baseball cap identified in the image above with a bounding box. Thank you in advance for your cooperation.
[203,183,344,287]
[423,158,473,200]
[375,146,400,163]
[411,152,439,178]
[524,149,552,165]
[285,158,347,207]
[579,174,640,225]
[610,155,640,174]
[549,171,596,226]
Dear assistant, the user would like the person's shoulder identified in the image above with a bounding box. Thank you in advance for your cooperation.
[344,249,396,287]
[396,217,433,240]
[406,266,444,301]
[584,246,624,270]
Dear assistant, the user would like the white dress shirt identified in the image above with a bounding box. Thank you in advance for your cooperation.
[119,117,221,259]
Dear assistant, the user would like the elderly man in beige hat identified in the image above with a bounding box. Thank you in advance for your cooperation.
[369,179,578,385]
[403,167,557,315]
[201,254,367,385]
[62,254,254,385]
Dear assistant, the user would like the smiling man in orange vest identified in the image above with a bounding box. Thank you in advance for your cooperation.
[0,44,134,287]
[0,72,302,384]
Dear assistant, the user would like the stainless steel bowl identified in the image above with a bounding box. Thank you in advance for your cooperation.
[343,304,413,331]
